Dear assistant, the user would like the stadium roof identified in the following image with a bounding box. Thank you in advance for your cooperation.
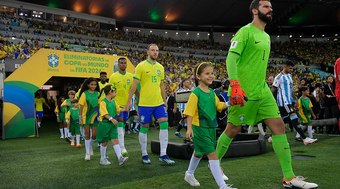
[16,0,340,33]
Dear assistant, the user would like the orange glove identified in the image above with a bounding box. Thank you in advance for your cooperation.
[229,80,247,106]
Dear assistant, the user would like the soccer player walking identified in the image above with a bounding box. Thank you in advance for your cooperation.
[109,57,134,157]
[125,44,175,165]
[272,61,317,145]
[215,0,318,188]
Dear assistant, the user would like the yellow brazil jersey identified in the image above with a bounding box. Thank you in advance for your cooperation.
[109,71,133,107]
[134,60,165,106]
[183,91,224,127]
[98,81,109,102]
[78,91,99,123]
[34,97,46,111]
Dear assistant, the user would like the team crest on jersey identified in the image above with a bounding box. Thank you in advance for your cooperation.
[157,70,161,75]
[240,116,244,121]
[127,79,131,84]
[48,54,59,68]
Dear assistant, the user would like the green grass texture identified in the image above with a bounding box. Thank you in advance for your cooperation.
[1,121,339,189]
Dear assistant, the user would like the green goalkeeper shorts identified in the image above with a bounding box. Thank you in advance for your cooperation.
[228,90,281,126]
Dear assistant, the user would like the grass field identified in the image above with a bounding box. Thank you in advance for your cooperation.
[1,121,339,189]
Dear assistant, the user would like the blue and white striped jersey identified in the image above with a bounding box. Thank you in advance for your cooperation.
[273,72,294,106]
[130,95,136,111]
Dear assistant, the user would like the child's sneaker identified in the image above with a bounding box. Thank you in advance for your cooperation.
[100,159,111,166]
[220,184,238,189]
[184,173,200,186]
[159,155,175,165]
[303,137,318,145]
[282,176,318,189]
[142,155,151,164]
[85,154,91,161]
[118,156,128,166]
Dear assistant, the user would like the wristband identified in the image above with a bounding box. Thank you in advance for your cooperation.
[109,117,113,121]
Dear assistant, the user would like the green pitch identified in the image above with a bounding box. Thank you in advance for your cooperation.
[0,121,339,189]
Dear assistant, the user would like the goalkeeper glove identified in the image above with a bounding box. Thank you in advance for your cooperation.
[229,80,247,106]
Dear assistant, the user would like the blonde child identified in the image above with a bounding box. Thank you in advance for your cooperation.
[66,99,81,147]
[61,90,76,138]
[183,62,234,189]
[97,84,128,166]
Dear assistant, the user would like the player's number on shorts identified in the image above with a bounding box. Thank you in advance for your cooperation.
[151,76,157,83]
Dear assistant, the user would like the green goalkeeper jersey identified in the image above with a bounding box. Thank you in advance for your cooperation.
[228,23,271,100]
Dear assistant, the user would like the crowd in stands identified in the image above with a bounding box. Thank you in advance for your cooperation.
[1,14,339,134]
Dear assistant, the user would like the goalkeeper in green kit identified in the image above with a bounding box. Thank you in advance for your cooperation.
[215,0,318,188]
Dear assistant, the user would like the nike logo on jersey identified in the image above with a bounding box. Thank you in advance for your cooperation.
[146,71,150,73]
[255,41,261,44]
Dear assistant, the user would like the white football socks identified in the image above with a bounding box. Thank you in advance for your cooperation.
[186,155,202,175]
[159,129,168,156]
[139,132,148,156]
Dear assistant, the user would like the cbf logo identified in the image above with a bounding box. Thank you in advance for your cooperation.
[240,116,245,122]
[157,70,161,75]
[48,54,59,68]
[127,79,131,84]
[140,116,145,123]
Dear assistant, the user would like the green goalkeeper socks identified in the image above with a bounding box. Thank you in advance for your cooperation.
[272,134,295,180]
[216,132,232,160]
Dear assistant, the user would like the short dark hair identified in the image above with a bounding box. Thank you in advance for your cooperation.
[299,86,309,93]
[249,0,270,14]
[118,57,126,63]
[71,99,78,104]
[100,71,107,75]
[283,60,295,67]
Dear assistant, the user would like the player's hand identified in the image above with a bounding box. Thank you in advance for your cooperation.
[173,107,177,114]
[112,119,118,125]
[186,128,193,141]
[229,80,247,106]
[79,116,83,124]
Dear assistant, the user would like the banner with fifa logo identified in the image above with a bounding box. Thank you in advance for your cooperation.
[3,49,134,139]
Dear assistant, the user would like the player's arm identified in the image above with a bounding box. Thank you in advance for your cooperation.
[78,93,86,124]
[126,79,139,110]
[183,93,197,140]
[65,111,70,127]
[160,81,167,105]
[60,100,68,107]
[226,52,247,106]
[215,95,228,112]
[271,76,281,97]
